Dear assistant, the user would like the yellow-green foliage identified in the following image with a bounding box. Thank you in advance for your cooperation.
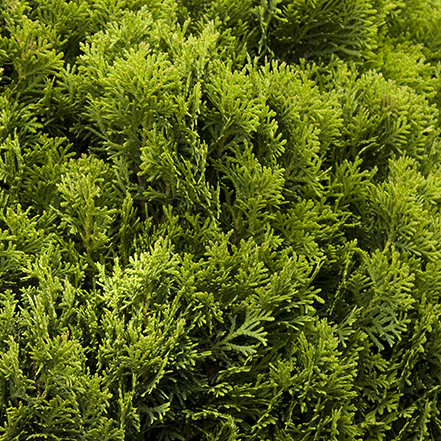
[1,1,441,440]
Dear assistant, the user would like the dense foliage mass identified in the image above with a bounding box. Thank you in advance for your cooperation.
[1,0,441,439]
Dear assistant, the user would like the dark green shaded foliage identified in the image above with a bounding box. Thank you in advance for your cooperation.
[1,0,441,440]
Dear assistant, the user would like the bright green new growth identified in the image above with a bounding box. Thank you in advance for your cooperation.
[1,0,441,439]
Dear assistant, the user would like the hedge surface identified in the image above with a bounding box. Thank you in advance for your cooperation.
[1,0,441,439]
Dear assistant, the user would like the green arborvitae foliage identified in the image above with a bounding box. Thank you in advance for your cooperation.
[2,0,441,440]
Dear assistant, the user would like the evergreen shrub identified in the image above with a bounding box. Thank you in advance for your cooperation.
[1,0,441,439]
